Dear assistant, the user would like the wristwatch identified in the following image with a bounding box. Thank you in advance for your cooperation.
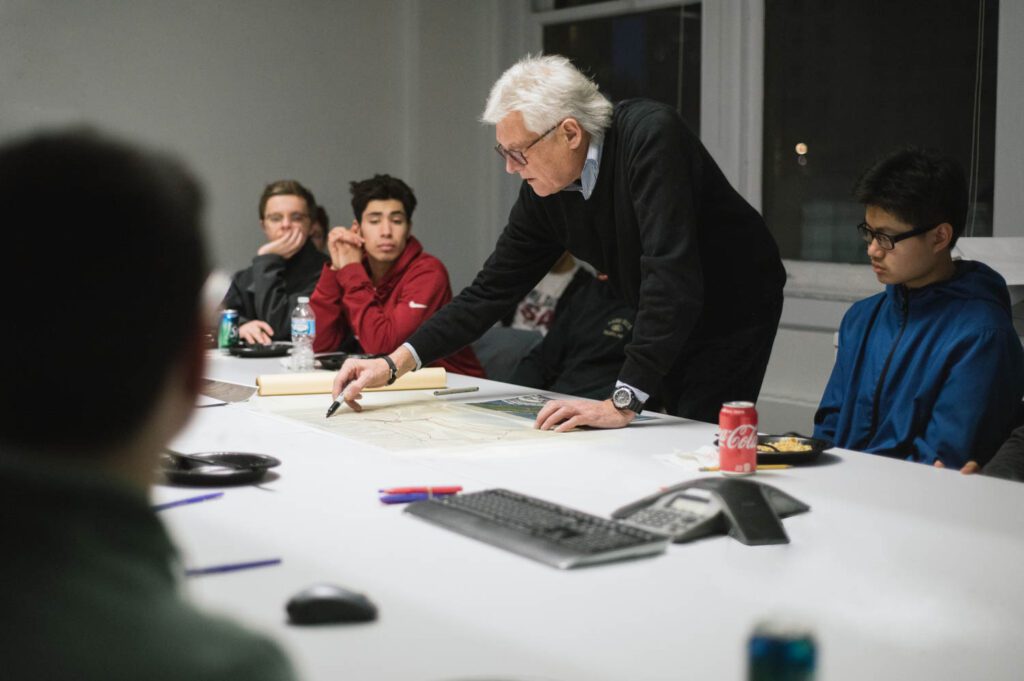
[611,386,644,414]
[378,355,398,386]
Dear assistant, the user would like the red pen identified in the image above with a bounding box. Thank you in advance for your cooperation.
[378,486,463,495]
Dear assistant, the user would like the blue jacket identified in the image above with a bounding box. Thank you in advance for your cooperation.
[813,260,1024,467]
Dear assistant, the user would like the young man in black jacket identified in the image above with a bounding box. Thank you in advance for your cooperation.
[333,54,785,428]
[511,268,635,401]
[222,179,327,344]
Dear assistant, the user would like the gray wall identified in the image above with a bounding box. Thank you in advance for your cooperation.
[995,1,1024,237]
[0,0,512,290]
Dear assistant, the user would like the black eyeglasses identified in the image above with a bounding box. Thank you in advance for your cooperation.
[857,221,940,251]
[494,122,561,166]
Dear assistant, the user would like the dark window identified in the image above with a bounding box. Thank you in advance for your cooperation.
[763,0,999,263]
[543,4,702,135]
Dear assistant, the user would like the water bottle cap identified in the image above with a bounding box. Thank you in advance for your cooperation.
[297,296,310,304]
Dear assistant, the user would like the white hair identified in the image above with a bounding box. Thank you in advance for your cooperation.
[482,54,613,143]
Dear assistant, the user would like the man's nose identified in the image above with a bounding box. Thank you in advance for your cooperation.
[867,238,884,258]
[505,156,522,175]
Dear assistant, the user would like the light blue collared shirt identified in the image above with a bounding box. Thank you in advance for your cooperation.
[564,139,602,200]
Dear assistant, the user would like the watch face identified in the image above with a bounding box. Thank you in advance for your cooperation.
[612,387,631,408]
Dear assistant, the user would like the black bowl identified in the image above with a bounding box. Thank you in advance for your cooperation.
[756,433,833,465]
[159,452,281,486]
[228,342,292,358]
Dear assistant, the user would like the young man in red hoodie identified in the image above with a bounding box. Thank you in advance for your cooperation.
[310,174,484,377]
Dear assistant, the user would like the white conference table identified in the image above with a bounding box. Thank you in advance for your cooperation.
[157,353,1024,681]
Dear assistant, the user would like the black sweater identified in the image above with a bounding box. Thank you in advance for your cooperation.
[408,99,785,396]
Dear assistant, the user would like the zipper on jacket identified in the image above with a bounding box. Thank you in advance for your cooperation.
[868,287,910,443]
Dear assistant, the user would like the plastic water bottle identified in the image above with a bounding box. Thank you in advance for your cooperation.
[290,296,316,371]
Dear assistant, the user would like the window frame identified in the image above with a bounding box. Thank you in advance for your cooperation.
[528,0,1016,303]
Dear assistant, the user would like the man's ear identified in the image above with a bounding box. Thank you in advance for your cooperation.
[561,118,585,150]
[351,219,361,236]
[933,222,953,252]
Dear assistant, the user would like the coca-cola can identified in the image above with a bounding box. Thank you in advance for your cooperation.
[719,401,758,476]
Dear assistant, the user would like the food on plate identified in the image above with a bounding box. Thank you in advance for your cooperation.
[758,437,813,453]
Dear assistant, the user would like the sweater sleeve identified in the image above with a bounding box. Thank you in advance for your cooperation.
[912,327,1024,467]
[335,257,455,355]
[983,424,1024,482]
[615,107,707,393]
[309,264,350,353]
[405,192,565,366]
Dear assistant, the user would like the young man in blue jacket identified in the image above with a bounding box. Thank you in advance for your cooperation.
[813,148,1024,469]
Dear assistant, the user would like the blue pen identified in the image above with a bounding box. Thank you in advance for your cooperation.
[184,558,282,577]
[379,492,456,504]
[152,492,224,512]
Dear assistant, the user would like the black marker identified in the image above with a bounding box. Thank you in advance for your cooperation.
[325,398,342,419]
[325,379,352,418]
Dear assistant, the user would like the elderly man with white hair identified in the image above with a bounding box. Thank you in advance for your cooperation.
[334,54,786,429]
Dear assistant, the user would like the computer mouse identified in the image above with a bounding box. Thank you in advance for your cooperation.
[286,583,378,625]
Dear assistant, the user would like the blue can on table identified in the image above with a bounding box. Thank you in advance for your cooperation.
[218,309,239,349]
[748,620,816,681]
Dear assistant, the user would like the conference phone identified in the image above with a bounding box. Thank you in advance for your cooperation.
[612,477,810,546]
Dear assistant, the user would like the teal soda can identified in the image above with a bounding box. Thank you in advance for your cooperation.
[218,309,239,348]
[748,620,816,681]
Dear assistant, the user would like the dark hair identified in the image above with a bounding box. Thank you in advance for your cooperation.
[350,174,417,222]
[258,179,317,220]
[854,148,968,248]
[0,129,209,451]
[313,204,329,228]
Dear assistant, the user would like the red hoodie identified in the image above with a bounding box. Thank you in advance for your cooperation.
[310,236,484,377]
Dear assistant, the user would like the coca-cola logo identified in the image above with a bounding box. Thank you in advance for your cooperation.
[721,424,758,449]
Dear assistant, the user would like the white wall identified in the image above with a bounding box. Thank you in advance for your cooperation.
[0,0,512,291]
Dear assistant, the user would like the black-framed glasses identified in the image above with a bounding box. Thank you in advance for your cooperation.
[494,121,561,166]
[857,221,940,251]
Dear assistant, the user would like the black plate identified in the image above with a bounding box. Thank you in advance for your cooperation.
[228,343,292,358]
[756,434,832,465]
[159,452,281,486]
[316,352,370,371]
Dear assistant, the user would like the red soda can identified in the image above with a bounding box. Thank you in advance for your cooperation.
[719,401,758,475]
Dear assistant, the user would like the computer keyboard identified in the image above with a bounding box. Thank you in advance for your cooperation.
[404,488,669,569]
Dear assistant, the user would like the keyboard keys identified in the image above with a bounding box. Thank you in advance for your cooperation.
[404,489,669,569]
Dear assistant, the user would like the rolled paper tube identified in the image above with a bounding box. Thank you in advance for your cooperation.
[256,367,447,396]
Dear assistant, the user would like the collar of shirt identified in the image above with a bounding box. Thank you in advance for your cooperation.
[563,139,602,200]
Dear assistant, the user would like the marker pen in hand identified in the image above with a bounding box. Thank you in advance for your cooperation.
[326,379,352,418]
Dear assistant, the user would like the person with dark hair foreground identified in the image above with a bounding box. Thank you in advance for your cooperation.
[310,174,484,377]
[0,130,296,680]
[222,179,327,345]
[813,148,1024,469]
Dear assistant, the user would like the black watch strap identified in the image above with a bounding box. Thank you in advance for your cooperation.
[612,386,644,414]
[378,355,398,385]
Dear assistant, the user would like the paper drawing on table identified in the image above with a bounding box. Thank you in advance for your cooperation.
[247,391,559,452]
[467,394,655,422]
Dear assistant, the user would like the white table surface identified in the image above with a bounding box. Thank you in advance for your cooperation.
[156,353,1024,681]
